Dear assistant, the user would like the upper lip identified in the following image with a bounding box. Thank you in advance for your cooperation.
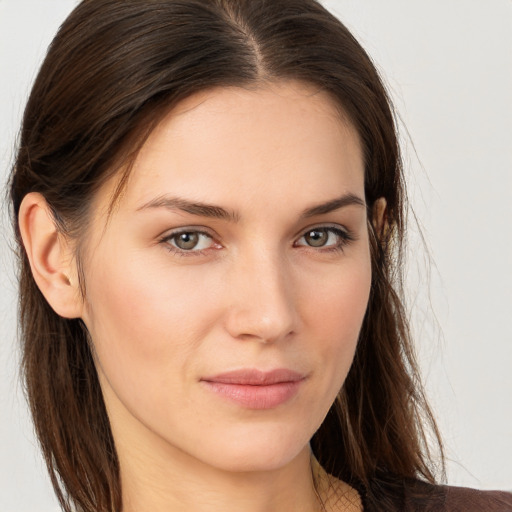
[201,368,306,385]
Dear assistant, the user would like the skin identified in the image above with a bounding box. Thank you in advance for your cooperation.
[20,80,380,511]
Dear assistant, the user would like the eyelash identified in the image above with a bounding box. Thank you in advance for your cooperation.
[296,226,355,253]
[159,225,355,257]
[160,229,218,257]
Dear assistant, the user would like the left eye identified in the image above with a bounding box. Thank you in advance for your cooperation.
[296,227,348,248]
[166,231,214,251]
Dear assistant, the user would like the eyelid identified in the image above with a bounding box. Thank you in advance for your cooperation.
[160,226,215,237]
[294,224,356,250]
[159,226,221,255]
[295,223,353,240]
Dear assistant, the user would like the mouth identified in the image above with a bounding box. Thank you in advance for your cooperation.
[200,369,306,409]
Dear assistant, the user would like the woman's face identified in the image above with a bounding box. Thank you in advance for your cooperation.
[80,81,371,472]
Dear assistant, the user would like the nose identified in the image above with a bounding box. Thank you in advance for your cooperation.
[223,250,298,344]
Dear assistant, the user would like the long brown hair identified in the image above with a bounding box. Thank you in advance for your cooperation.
[9,1,444,510]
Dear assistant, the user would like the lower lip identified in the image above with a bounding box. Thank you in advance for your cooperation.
[201,380,303,409]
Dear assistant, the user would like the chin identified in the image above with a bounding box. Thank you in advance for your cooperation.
[191,424,312,473]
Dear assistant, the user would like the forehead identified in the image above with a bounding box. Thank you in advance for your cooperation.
[98,80,364,215]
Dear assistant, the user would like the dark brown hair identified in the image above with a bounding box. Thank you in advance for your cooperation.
[9,1,444,511]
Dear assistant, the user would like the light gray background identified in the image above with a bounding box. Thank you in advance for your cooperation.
[1,1,511,510]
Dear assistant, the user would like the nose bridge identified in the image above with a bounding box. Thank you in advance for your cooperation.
[224,244,297,343]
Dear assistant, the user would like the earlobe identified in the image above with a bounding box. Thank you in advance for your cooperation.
[372,197,388,240]
[18,192,83,319]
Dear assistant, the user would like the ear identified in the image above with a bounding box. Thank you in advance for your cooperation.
[18,192,83,319]
[372,197,388,240]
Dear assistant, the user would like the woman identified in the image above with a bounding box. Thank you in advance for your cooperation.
[8,0,512,511]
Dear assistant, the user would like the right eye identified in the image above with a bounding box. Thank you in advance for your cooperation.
[163,230,216,253]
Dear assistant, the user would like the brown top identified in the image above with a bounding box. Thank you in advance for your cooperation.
[356,476,512,511]
[442,485,512,512]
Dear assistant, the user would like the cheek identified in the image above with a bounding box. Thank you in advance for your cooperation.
[305,253,370,333]
[81,245,224,410]
[86,243,218,341]
[299,249,372,386]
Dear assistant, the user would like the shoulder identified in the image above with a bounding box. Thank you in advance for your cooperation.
[441,484,512,512]
[360,475,512,512]
[402,479,512,512]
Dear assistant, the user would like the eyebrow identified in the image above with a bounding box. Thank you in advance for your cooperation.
[137,192,365,221]
[301,193,365,217]
[137,196,240,222]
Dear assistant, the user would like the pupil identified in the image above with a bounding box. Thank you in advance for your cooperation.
[306,230,327,247]
[176,232,198,250]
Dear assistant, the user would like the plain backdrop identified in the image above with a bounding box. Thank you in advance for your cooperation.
[1,1,511,510]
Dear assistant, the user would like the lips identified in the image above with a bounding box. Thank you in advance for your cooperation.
[200,369,306,409]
